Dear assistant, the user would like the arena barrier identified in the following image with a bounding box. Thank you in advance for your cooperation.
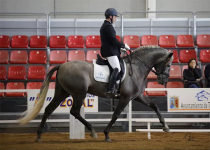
[0,88,210,139]
[135,118,210,139]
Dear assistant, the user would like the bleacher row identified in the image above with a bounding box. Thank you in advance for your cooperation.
[0,49,209,64]
[0,34,210,97]
[1,34,210,48]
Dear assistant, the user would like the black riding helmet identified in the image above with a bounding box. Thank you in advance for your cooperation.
[105,8,119,23]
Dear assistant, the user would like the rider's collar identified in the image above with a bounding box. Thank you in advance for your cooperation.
[105,20,111,24]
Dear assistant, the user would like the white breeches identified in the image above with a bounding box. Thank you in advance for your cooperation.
[106,55,121,84]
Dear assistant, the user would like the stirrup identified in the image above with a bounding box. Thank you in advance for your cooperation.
[106,89,117,94]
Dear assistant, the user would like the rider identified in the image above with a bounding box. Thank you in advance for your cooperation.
[100,8,130,94]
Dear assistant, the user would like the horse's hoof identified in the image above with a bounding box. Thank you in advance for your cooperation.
[35,139,42,142]
[163,127,170,132]
[105,139,112,142]
[90,132,98,139]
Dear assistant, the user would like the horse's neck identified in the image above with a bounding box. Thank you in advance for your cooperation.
[134,49,166,67]
[128,49,166,79]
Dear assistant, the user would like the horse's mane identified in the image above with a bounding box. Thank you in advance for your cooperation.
[122,45,168,60]
[135,45,163,51]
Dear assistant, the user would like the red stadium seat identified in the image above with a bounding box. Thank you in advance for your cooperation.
[26,82,42,89]
[0,50,9,64]
[167,50,179,63]
[197,34,210,47]
[49,35,66,48]
[6,82,25,97]
[177,35,194,47]
[0,66,6,80]
[7,66,26,80]
[166,82,184,88]
[159,35,176,47]
[0,35,10,48]
[147,69,157,79]
[200,50,210,63]
[50,50,67,64]
[68,50,85,62]
[86,50,100,62]
[68,35,84,48]
[86,35,101,48]
[147,82,166,96]
[141,35,158,46]
[49,66,57,80]
[27,66,46,80]
[123,35,140,48]
[11,35,28,48]
[116,35,121,42]
[179,50,197,63]
[169,65,182,79]
[30,35,47,48]
[29,50,47,64]
[0,82,5,97]
[49,82,55,89]
[10,50,28,64]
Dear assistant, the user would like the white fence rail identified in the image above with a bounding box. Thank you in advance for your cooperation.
[0,88,210,139]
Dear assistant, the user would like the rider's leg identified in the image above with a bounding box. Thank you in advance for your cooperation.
[106,56,121,94]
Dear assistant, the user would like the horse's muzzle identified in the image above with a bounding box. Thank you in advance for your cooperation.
[157,74,169,85]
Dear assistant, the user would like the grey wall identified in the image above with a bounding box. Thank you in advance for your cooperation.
[157,0,210,18]
[0,0,54,14]
[0,0,146,18]
[1,0,210,18]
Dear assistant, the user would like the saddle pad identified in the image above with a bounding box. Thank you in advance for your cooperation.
[93,59,126,83]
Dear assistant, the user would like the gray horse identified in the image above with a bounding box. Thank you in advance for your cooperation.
[19,46,173,142]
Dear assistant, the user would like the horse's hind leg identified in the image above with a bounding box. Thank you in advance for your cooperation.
[36,82,69,142]
[134,94,170,132]
[70,94,97,139]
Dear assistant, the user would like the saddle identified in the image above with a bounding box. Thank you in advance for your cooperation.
[93,54,126,83]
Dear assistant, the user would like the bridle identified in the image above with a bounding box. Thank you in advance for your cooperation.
[124,50,171,77]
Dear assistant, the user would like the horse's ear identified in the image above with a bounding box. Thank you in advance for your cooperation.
[167,52,173,59]
[165,52,173,65]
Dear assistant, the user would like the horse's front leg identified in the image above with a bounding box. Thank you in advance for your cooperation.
[134,94,170,132]
[104,97,130,142]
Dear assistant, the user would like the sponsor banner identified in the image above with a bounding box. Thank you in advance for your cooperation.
[168,88,210,112]
[27,89,98,113]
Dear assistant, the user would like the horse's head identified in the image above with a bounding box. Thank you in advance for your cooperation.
[153,51,173,85]
[124,46,173,85]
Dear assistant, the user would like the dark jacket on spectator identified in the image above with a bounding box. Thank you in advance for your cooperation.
[183,67,202,87]
[204,64,210,88]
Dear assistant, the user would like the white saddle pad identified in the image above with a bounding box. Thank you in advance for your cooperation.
[93,59,126,83]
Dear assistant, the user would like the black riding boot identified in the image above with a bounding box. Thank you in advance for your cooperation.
[106,68,119,94]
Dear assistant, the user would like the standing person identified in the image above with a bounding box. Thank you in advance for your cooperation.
[100,8,130,94]
[204,64,210,88]
[183,58,202,88]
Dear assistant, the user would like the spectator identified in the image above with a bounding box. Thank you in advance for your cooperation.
[183,58,202,88]
[204,64,210,88]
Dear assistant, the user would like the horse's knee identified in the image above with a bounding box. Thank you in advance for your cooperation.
[70,109,80,118]
[44,106,52,116]
[150,102,158,108]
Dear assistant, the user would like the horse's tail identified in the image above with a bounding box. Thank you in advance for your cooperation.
[19,66,60,125]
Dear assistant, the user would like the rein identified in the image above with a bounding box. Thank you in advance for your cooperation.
[124,50,170,77]
[124,50,155,76]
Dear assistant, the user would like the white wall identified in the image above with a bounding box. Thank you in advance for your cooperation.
[0,0,209,18]
[157,0,210,12]
[0,0,54,14]
[0,0,146,18]
[156,0,210,18]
